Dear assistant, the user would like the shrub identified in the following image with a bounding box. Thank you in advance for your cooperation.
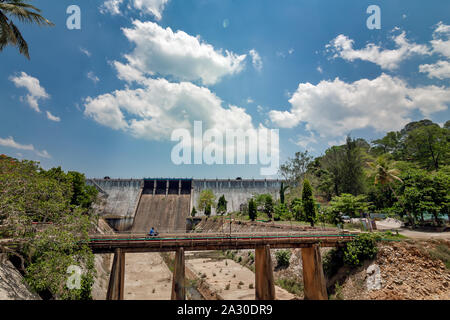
[248,199,257,221]
[274,203,291,221]
[302,179,317,227]
[275,278,303,296]
[343,233,380,267]
[275,250,291,268]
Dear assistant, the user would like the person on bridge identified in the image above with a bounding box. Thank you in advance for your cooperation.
[149,227,155,236]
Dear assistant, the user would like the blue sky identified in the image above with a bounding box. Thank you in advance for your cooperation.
[0,0,449,179]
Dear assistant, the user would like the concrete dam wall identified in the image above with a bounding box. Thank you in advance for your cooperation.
[87,178,281,231]
[87,179,143,231]
[191,179,281,215]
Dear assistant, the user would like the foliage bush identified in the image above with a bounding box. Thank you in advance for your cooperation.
[273,203,291,221]
[248,199,257,221]
[0,156,97,300]
[275,278,303,296]
[197,189,215,214]
[302,179,317,226]
[275,250,291,268]
[343,233,380,267]
[217,195,227,215]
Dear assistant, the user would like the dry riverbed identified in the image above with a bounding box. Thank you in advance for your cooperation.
[186,255,296,300]
[124,252,173,300]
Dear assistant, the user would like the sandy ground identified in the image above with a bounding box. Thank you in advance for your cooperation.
[123,253,173,300]
[186,258,296,300]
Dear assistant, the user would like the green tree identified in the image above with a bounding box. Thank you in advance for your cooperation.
[302,179,316,227]
[217,195,227,215]
[197,189,216,214]
[320,136,366,197]
[204,203,212,217]
[367,156,403,200]
[0,0,54,59]
[0,156,96,299]
[274,203,291,221]
[404,124,449,170]
[396,167,449,225]
[279,182,289,204]
[67,171,98,209]
[279,151,313,185]
[340,136,366,195]
[372,131,402,156]
[248,198,257,221]
[291,198,303,221]
[327,193,369,218]
[264,195,274,219]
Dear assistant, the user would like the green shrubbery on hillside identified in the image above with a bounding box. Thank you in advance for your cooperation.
[0,155,98,299]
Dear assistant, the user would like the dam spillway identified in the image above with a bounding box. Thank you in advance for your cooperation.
[87,178,281,232]
[131,179,192,233]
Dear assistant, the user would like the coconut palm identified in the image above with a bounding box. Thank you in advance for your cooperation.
[368,156,403,196]
[0,0,54,59]
[367,157,414,223]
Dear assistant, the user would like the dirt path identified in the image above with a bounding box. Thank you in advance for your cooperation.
[124,253,172,300]
[396,229,450,240]
[376,221,450,240]
[186,258,296,300]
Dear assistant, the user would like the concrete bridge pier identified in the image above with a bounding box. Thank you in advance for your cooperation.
[255,245,275,300]
[171,248,186,300]
[107,248,125,300]
[301,244,327,300]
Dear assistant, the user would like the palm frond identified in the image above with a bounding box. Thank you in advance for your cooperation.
[0,0,53,58]
[9,20,28,58]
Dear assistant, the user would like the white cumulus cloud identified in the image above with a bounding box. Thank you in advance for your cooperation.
[0,136,51,158]
[133,0,169,20]
[100,0,123,15]
[327,31,430,70]
[269,74,450,138]
[101,0,169,20]
[419,60,450,79]
[115,20,246,85]
[431,21,450,58]
[84,77,256,141]
[9,72,50,113]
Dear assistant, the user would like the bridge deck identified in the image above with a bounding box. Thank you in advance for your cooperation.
[88,232,356,253]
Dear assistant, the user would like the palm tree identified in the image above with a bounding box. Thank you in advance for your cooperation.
[367,157,413,223]
[368,156,403,198]
[0,0,54,59]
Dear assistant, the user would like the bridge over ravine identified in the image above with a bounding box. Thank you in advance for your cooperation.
[87,232,356,301]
